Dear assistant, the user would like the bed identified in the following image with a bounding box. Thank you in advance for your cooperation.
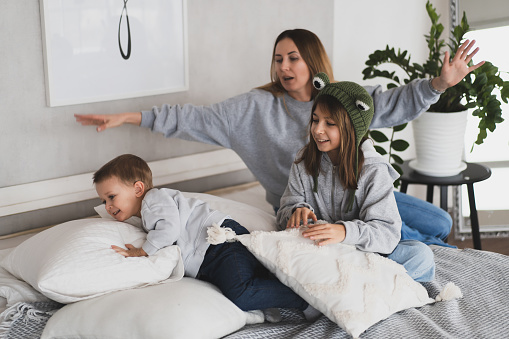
[0,182,508,339]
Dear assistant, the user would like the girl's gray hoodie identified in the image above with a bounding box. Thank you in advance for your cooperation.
[276,141,401,254]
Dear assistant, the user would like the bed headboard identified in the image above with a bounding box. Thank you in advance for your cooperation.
[0,149,249,235]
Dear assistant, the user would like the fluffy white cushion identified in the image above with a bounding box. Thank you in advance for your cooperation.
[0,219,184,303]
[41,277,246,339]
[95,191,277,232]
[0,249,49,308]
[236,228,435,338]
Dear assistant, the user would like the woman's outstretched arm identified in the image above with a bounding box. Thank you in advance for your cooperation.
[74,112,142,132]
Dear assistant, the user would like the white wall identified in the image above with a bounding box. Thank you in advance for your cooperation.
[0,0,451,228]
[0,0,334,230]
[0,0,334,189]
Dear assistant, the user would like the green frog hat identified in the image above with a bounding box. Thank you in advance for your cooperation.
[312,72,375,211]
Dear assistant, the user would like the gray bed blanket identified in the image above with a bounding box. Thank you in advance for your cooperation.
[0,301,62,339]
[2,246,508,338]
[225,246,509,338]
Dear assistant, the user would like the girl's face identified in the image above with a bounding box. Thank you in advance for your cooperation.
[95,176,143,221]
[311,106,341,164]
[274,38,312,102]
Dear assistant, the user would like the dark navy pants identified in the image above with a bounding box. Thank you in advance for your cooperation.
[197,219,308,311]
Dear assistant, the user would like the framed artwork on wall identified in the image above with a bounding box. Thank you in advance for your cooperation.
[40,0,188,107]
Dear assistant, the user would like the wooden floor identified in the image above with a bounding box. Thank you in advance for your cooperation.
[447,227,509,255]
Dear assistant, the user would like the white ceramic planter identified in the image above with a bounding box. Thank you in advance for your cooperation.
[410,110,469,177]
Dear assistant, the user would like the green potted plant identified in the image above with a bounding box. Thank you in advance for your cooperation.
[363,1,509,177]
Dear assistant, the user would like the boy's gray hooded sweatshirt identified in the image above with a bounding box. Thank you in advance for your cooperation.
[140,188,228,278]
[276,141,401,254]
[141,79,440,208]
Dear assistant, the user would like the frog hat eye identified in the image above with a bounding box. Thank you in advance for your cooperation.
[356,100,370,112]
[312,72,330,91]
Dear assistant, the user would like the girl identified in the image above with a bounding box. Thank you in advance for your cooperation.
[276,73,435,282]
[76,29,481,249]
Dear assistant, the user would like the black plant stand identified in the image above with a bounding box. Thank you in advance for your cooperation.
[399,160,491,250]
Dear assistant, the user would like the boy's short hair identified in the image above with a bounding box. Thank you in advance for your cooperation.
[93,154,154,190]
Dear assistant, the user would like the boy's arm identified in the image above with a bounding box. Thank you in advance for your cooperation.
[141,192,182,256]
[112,190,181,257]
[111,244,148,257]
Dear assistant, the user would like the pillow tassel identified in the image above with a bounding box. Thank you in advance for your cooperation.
[435,282,463,302]
[206,223,238,245]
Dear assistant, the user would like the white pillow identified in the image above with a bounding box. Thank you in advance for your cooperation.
[0,219,184,303]
[41,277,246,339]
[236,228,435,338]
[94,191,277,232]
[0,249,49,307]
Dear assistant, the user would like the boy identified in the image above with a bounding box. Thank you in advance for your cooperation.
[93,154,314,316]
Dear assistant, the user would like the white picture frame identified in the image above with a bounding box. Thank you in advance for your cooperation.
[40,0,188,107]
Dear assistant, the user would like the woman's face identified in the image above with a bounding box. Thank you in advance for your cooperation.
[274,38,312,102]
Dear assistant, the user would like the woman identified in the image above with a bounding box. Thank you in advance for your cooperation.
[76,29,483,247]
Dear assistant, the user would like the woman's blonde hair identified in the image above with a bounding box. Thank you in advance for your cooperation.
[258,29,334,98]
[296,95,365,190]
[93,154,154,190]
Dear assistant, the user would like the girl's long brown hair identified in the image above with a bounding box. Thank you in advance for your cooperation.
[296,95,365,190]
[258,29,334,98]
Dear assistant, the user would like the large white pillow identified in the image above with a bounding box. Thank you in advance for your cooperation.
[95,191,277,232]
[41,277,246,339]
[0,249,49,308]
[235,228,436,338]
[0,219,184,303]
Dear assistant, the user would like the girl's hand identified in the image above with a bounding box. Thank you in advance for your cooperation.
[432,39,485,92]
[111,244,148,257]
[287,207,317,228]
[302,223,346,246]
[74,112,142,132]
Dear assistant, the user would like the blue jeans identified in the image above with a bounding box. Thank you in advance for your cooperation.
[386,192,453,282]
[387,239,436,282]
[394,191,455,248]
[196,220,308,311]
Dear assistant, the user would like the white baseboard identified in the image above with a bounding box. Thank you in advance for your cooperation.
[0,149,247,217]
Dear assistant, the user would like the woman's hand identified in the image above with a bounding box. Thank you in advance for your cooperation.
[302,223,346,246]
[432,39,485,92]
[287,207,317,228]
[74,112,142,132]
[111,244,148,257]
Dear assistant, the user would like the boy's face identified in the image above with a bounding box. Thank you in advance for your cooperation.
[95,176,143,222]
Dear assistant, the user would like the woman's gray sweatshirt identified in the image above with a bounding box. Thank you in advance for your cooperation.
[276,142,401,254]
[141,79,440,208]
